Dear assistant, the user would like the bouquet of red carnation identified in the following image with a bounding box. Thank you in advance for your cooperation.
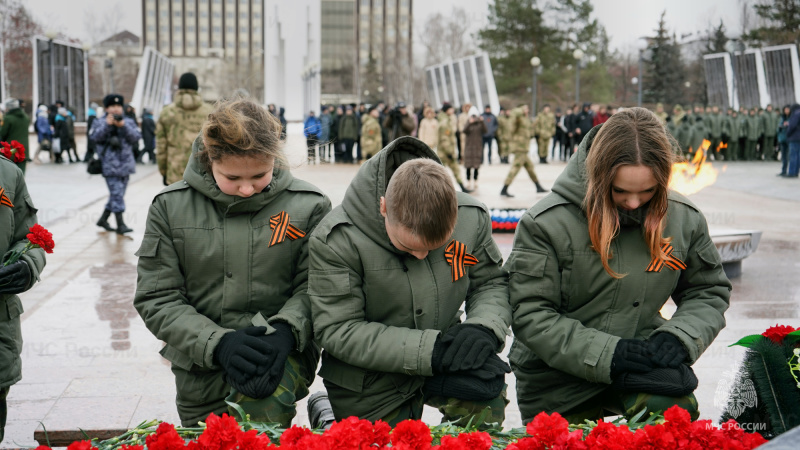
[3,224,54,267]
[0,141,26,163]
[723,324,800,438]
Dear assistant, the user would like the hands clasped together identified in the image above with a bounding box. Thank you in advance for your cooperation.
[610,333,697,397]
[213,324,295,399]
[424,324,511,401]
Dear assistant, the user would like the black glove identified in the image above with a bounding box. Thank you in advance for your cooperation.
[610,339,654,380]
[423,372,505,402]
[470,354,512,381]
[0,260,32,295]
[611,364,698,397]
[214,326,273,385]
[226,322,295,399]
[431,324,498,373]
[647,333,688,368]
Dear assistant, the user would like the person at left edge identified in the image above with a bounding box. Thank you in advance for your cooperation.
[134,98,332,427]
[90,93,142,234]
[0,155,47,444]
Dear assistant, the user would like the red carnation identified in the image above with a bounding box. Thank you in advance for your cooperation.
[280,425,315,448]
[66,441,97,450]
[0,142,10,160]
[236,429,279,450]
[373,420,391,447]
[27,224,55,254]
[435,435,468,450]
[197,413,241,450]
[504,437,540,450]
[119,445,145,450]
[526,411,570,448]
[145,422,186,450]
[390,419,432,450]
[10,141,25,162]
[762,324,797,345]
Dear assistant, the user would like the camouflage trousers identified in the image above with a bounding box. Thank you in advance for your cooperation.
[173,347,318,428]
[537,137,551,159]
[438,151,464,184]
[504,152,539,185]
[104,176,129,213]
[557,388,699,425]
[0,386,8,444]
[324,375,508,429]
[499,141,510,159]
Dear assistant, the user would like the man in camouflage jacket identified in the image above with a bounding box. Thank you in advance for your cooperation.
[156,73,212,185]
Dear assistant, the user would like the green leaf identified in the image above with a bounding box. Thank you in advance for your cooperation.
[225,400,248,423]
[628,407,647,425]
[729,334,764,348]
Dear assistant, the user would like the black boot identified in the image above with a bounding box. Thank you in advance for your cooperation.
[307,391,336,430]
[535,181,549,193]
[115,212,133,234]
[458,182,473,194]
[501,185,514,197]
[96,209,115,232]
[539,157,548,164]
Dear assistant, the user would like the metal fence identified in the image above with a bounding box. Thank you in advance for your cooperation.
[32,36,88,122]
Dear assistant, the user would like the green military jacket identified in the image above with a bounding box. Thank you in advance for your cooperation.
[706,112,723,139]
[156,89,213,185]
[723,115,740,141]
[745,114,762,140]
[533,111,556,140]
[308,137,510,407]
[506,125,731,414]
[436,112,458,157]
[134,137,331,375]
[762,111,778,138]
[497,114,512,142]
[690,120,708,152]
[360,115,382,157]
[510,108,533,154]
[0,156,46,388]
[338,114,360,141]
[0,108,30,152]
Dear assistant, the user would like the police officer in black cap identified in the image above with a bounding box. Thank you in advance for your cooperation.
[383,101,416,142]
[89,94,142,234]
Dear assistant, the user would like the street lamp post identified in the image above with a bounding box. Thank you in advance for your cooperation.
[725,39,745,111]
[631,77,639,105]
[573,49,583,104]
[637,49,644,107]
[530,56,541,115]
[105,49,117,93]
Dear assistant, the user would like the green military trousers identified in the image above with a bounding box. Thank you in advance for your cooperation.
[537,137,550,159]
[438,151,464,185]
[518,387,699,425]
[172,346,318,427]
[323,374,508,429]
[504,152,540,185]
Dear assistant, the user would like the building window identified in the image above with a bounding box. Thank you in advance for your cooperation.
[187,11,194,17]
[174,11,181,17]
[227,26,234,33]
[214,26,221,32]
[201,41,209,47]
[175,26,182,32]
[253,12,260,19]
[227,12,234,18]
[148,25,155,31]
[240,12,247,19]
[201,26,208,32]
[188,26,195,32]
[161,10,168,17]
[240,26,247,33]
[214,11,220,18]
[161,26,168,32]
[252,27,259,34]
[201,11,207,17]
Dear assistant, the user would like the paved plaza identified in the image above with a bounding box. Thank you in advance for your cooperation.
[2,126,799,447]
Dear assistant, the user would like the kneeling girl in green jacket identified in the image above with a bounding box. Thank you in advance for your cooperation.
[507,107,731,424]
[134,98,332,427]
[309,138,512,428]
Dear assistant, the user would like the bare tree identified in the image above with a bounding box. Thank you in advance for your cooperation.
[418,7,475,66]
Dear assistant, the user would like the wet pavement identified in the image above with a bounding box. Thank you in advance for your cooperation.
[2,128,799,447]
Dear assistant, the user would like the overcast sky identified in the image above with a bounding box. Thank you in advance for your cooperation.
[26,0,745,56]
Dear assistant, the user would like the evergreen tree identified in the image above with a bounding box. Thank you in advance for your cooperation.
[744,0,800,46]
[706,20,729,53]
[642,11,686,106]
[477,0,612,103]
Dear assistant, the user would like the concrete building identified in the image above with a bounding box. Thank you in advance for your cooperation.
[141,0,265,100]
[320,0,413,106]
[264,0,321,122]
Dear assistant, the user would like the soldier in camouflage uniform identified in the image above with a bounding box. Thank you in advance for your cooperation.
[762,104,779,160]
[501,106,547,197]
[533,104,556,163]
[654,103,668,125]
[496,108,511,163]
[156,73,213,185]
[706,106,724,160]
[744,108,762,160]
[438,105,471,193]
[723,109,740,161]
[359,107,382,161]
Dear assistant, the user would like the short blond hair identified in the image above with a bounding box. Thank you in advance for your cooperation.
[385,159,457,246]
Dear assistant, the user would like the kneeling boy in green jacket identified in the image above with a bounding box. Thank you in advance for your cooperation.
[308,137,512,428]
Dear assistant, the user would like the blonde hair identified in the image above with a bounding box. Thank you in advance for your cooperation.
[584,107,675,278]
[385,159,458,246]
[424,106,434,118]
[197,98,284,170]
